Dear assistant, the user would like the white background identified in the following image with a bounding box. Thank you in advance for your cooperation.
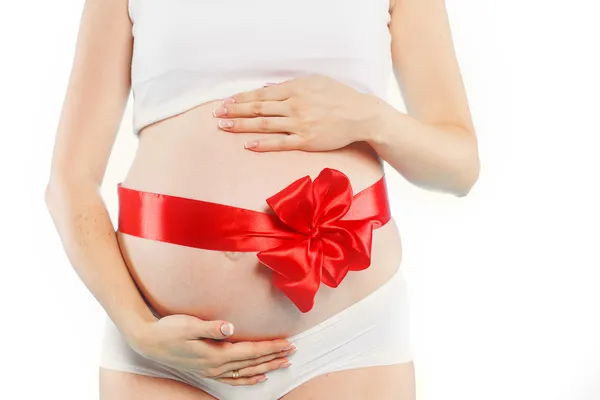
[2,0,599,399]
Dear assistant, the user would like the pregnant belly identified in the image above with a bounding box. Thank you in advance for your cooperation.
[118,99,403,341]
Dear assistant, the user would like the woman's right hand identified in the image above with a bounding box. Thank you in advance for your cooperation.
[126,314,296,386]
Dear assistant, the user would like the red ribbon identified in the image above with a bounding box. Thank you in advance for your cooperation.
[118,168,391,312]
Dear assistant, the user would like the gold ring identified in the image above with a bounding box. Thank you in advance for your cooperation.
[232,369,240,379]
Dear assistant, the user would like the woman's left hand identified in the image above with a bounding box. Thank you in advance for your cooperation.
[212,75,383,152]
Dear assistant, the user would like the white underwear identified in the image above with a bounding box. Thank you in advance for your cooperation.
[99,267,412,399]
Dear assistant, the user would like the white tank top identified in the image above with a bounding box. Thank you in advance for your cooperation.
[128,0,392,135]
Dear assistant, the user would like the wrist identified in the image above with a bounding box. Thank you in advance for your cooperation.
[358,94,395,146]
[112,308,159,346]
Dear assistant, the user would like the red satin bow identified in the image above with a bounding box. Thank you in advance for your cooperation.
[257,168,379,312]
[118,168,391,313]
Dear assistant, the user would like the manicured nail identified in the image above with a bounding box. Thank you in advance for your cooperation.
[281,344,295,351]
[212,106,227,117]
[258,375,268,382]
[244,141,258,149]
[220,323,234,336]
[218,119,234,128]
[281,362,292,368]
[222,97,236,105]
[287,347,297,355]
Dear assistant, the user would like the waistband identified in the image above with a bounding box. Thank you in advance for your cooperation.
[118,168,391,312]
[287,266,405,342]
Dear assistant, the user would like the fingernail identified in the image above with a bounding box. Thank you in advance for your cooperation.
[213,106,228,117]
[220,323,234,336]
[222,97,236,105]
[264,82,277,87]
[287,348,297,355]
[281,344,295,351]
[258,375,268,382]
[281,362,292,368]
[244,141,258,149]
[218,119,234,128]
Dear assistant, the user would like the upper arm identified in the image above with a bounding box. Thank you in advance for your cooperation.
[388,0,475,134]
[49,0,133,186]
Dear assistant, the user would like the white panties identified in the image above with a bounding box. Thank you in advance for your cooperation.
[99,267,412,399]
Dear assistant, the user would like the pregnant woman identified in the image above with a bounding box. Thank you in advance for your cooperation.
[45,0,479,399]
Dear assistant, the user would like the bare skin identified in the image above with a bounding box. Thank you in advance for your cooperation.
[117,99,403,341]
[45,0,296,389]
[47,0,478,398]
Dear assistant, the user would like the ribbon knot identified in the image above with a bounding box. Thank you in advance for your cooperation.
[308,226,321,240]
[256,168,376,313]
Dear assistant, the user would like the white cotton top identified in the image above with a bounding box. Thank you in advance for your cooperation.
[127,0,393,135]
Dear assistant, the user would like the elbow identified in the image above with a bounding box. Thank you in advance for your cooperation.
[454,157,480,198]
[453,133,481,198]
[44,173,98,215]
[44,171,67,211]
[44,179,57,213]
[44,178,65,217]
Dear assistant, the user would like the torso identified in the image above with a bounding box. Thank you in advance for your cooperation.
[118,100,403,341]
[119,0,402,341]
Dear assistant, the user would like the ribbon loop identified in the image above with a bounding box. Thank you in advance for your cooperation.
[257,168,376,313]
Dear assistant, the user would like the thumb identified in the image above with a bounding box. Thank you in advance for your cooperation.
[189,319,235,340]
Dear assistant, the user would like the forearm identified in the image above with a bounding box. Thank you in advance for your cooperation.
[44,177,156,341]
[363,97,480,196]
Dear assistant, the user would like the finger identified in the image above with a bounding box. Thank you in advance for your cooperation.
[215,374,269,386]
[185,319,235,340]
[226,84,291,104]
[217,339,294,363]
[213,100,291,118]
[218,356,292,380]
[218,117,295,134]
[244,135,304,152]
[214,347,296,377]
